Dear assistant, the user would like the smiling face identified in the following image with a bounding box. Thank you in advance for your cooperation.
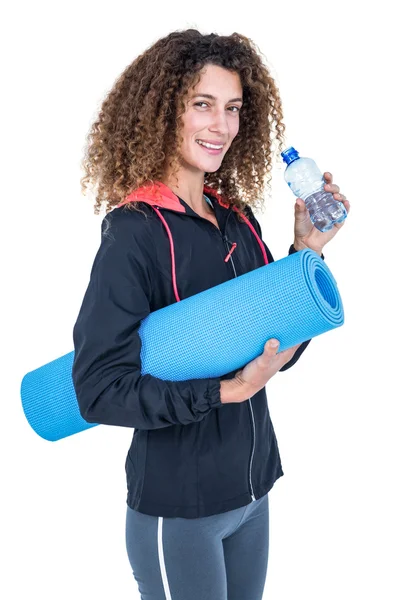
[176,64,243,175]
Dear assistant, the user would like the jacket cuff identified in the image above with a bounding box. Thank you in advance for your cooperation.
[205,379,223,409]
[289,244,324,261]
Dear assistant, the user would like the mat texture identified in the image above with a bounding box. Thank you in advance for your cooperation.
[21,249,344,441]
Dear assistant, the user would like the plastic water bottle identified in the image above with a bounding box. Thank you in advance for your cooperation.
[281,147,347,232]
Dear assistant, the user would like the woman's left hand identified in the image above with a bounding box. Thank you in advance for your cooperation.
[293,172,350,255]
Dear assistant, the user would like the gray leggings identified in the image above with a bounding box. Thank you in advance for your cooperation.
[125,493,269,600]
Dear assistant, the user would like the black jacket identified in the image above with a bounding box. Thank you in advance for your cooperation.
[72,182,312,518]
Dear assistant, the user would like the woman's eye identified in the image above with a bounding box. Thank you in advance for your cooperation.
[194,102,240,112]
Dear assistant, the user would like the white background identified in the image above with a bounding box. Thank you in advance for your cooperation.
[2,1,399,598]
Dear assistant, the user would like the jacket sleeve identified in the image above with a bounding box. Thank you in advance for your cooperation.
[71,211,223,431]
[245,207,314,372]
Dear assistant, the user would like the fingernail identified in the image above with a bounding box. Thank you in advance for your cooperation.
[269,340,279,348]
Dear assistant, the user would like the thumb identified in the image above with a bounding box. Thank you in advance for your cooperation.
[295,198,306,210]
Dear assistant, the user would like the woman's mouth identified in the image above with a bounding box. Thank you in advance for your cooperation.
[195,139,224,155]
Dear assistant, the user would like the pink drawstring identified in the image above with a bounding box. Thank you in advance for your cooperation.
[151,207,181,303]
[232,208,269,266]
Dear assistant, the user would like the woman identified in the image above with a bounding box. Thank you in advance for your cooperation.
[72,29,349,600]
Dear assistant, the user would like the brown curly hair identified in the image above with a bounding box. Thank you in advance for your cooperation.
[80,28,287,216]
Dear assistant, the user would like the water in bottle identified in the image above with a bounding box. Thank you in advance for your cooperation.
[281,147,347,232]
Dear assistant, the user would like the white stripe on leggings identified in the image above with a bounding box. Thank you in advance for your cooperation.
[158,517,172,599]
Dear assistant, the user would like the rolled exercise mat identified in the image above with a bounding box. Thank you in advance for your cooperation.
[21,249,344,441]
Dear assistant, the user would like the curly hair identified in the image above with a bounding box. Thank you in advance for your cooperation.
[80,28,287,216]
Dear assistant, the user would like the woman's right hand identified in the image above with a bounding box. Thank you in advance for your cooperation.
[220,339,302,404]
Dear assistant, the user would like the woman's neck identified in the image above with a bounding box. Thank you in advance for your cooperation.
[161,170,209,214]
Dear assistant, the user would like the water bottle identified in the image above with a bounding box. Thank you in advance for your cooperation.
[281,147,347,232]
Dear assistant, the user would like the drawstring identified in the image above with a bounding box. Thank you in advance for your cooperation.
[232,208,269,266]
[151,207,181,303]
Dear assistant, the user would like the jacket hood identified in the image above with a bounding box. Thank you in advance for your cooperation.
[118,181,231,213]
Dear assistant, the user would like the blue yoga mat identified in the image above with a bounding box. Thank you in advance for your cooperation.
[21,249,344,441]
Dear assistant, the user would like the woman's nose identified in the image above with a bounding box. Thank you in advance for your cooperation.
[209,110,229,134]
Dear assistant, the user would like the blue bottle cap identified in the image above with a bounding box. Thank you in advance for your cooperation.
[281,147,299,166]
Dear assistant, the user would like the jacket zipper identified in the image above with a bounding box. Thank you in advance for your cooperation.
[198,211,257,503]
[156,204,257,502]
[222,233,257,503]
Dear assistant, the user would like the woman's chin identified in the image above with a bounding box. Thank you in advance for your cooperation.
[179,154,224,175]
[194,158,224,173]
